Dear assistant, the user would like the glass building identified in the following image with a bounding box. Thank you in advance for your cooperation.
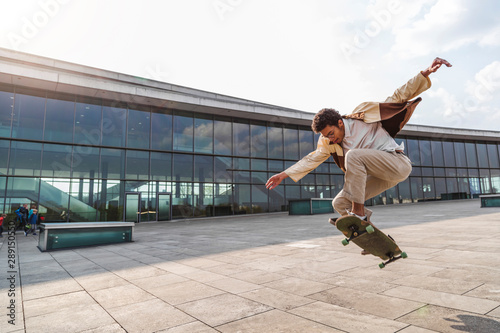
[1,48,499,223]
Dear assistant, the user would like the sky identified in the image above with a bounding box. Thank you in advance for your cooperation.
[1,0,499,131]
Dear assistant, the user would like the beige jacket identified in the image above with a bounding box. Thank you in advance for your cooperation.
[285,72,432,182]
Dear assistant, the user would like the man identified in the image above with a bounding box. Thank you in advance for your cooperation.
[266,58,451,250]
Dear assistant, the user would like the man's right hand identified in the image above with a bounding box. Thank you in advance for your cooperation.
[265,172,288,190]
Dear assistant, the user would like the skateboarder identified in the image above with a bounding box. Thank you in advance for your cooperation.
[266,57,452,237]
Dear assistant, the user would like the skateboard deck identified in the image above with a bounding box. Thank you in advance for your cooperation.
[331,215,407,268]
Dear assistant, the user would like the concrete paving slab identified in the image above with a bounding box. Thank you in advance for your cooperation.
[24,304,115,333]
[216,309,343,332]
[309,287,425,319]
[262,276,332,296]
[398,305,500,332]
[239,287,315,310]
[148,280,225,305]
[383,285,500,314]
[464,283,500,302]
[289,301,408,332]
[107,299,195,332]
[89,284,156,309]
[156,321,218,332]
[177,293,272,327]
[390,275,483,295]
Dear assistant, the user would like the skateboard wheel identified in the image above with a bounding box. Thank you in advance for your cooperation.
[341,239,349,246]
[366,225,375,234]
[379,263,385,269]
[401,252,408,259]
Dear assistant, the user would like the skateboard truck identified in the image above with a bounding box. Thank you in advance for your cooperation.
[341,224,375,246]
[379,252,408,269]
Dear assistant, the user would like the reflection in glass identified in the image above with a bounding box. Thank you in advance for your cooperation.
[150,152,172,181]
[251,122,267,158]
[173,112,193,152]
[102,105,126,147]
[8,141,42,176]
[45,97,75,143]
[194,115,213,154]
[41,144,72,178]
[12,94,45,140]
[126,150,149,180]
[267,125,283,159]
[151,111,172,151]
[0,90,14,138]
[233,121,249,156]
[214,118,231,155]
[127,108,151,149]
[100,148,125,179]
[74,101,102,145]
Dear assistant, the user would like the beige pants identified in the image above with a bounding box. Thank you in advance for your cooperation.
[332,149,412,219]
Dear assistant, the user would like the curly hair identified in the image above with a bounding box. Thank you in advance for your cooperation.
[311,108,342,133]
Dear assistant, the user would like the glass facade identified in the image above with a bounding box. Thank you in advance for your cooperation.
[1,85,500,223]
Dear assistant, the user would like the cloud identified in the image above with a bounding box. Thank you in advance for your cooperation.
[422,61,500,130]
[388,0,500,59]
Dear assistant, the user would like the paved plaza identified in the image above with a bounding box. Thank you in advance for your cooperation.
[1,199,500,332]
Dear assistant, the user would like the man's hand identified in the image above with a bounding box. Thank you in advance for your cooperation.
[266,172,288,190]
[422,57,452,77]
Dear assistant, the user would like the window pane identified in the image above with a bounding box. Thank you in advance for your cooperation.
[252,184,268,212]
[69,178,99,222]
[431,141,444,167]
[194,115,213,154]
[172,182,193,218]
[44,97,75,143]
[72,146,99,178]
[419,140,432,166]
[234,184,250,214]
[126,150,149,180]
[102,105,126,147]
[173,111,193,152]
[195,183,213,217]
[215,156,231,182]
[151,152,172,181]
[299,128,313,157]
[127,108,151,149]
[435,178,446,200]
[487,144,500,168]
[12,93,45,140]
[465,143,478,168]
[0,90,14,137]
[8,141,42,176]
[407,139,421,165]
[233,120,250,156]
[443,141,456,167]
[151,111,172,151]
[454,142,467,167]
[476,143,489,168]
[268,125,283,159]
[173,154,193,181]
[0,139,9,174]
[41,144,72,178]
[214,118,231,155]
[233,157,250,183]
[284,126,299,160]
[194,155,213,182]
[100,148,125,179]
[74,101,102,145]
[251,122,267,158]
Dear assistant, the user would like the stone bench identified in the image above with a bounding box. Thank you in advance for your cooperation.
[479,194,500,208]
[288,198,334,215]
[38,222,134,252]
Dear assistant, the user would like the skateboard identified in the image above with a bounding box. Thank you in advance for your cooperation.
[330,215,407,268]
